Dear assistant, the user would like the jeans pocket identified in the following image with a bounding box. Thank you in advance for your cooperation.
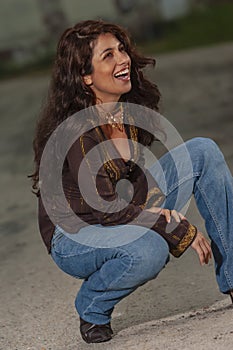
[52,246,100,279]
[51,233,97,279]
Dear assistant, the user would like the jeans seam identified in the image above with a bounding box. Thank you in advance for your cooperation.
[83,247,136,319]
[224,270,233,290]
[196,182,228,252]
[163,167,232,291]
[52,233,97,257]
[196,182,232,291]
[165,172,200,196]
[52,247,96,258]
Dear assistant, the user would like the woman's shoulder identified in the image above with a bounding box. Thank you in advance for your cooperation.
[68,126,102,153]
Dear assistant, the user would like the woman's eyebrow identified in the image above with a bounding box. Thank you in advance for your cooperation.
[100,47,112,56]
[100,43,121,56]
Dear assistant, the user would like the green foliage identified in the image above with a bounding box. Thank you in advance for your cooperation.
[0,52,54,80]
[140,3,233,54]
[1,3,233,79]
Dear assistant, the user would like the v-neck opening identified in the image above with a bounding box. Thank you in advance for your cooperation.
[97,124,133,164]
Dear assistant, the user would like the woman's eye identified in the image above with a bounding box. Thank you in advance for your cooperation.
[104,52,113,59]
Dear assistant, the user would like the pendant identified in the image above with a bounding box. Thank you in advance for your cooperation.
[112,123,124,132]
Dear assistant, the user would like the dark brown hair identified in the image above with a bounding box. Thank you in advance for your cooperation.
[30,19,161,194]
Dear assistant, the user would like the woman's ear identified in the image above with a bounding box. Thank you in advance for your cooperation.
[83,75,93,86]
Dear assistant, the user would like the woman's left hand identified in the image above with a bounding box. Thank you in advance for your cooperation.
[191,231,212,265]
[145,207,185,223]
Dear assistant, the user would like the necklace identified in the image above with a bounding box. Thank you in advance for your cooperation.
[98,103,124,132]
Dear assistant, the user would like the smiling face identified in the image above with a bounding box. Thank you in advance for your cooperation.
[84,33,131,103]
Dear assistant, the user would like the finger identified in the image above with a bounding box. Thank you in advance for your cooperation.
[191,235,207,265]
[171,210,181,223]
[154,207,162,214]
[202,239,212,256]
[199,237,212,263]
[202,244,212,264]
[199,241,208,263]
[195,245,205,265]
[163,209,171,223]
[205,251,212,264]
[201,245,211,264]
[201,236,211,249]
[178,212,186,220]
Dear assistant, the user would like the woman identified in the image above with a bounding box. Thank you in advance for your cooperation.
[30,20,233,344]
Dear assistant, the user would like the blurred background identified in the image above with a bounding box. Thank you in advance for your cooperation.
[1,0,233,77]
[1,1,233,349]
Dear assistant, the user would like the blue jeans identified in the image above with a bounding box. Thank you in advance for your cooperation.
[51,137,233,324]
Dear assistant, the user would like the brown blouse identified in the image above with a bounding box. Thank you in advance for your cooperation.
[38,122,197,256]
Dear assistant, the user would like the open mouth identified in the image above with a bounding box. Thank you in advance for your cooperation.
[114,67,130,81]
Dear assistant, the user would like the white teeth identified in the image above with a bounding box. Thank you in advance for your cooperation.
[114,68,129,77]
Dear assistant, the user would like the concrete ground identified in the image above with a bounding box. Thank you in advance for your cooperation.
[0,42,233,349]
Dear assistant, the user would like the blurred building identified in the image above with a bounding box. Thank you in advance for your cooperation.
[0,0,193,65]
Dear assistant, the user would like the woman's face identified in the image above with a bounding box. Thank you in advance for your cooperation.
[84,33,131,103]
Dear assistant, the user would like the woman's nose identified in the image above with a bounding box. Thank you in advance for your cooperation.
[115,50,129,65]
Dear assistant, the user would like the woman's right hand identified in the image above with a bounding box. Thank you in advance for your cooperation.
[191,231,212,265]
[145,207,185,223]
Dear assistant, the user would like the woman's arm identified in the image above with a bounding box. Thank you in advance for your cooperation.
[67,130,198,257]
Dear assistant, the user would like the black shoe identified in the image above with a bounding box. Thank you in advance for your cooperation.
[80,317,113,343]
[230,291,233,304]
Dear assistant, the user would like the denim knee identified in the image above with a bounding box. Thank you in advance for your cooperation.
[121,232,170,287]
[186,137,223,162]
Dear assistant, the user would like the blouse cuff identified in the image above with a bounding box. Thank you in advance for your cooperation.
[170,224,197,258]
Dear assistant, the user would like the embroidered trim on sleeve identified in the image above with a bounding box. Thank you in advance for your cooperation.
[170,224,197,258]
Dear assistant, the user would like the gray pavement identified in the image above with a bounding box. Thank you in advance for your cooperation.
[0,42,233,349]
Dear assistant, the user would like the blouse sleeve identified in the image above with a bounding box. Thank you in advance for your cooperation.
[128,146,197,257]
[67,130,197,257]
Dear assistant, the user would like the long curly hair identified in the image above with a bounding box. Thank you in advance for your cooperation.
[30,19,161,195]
